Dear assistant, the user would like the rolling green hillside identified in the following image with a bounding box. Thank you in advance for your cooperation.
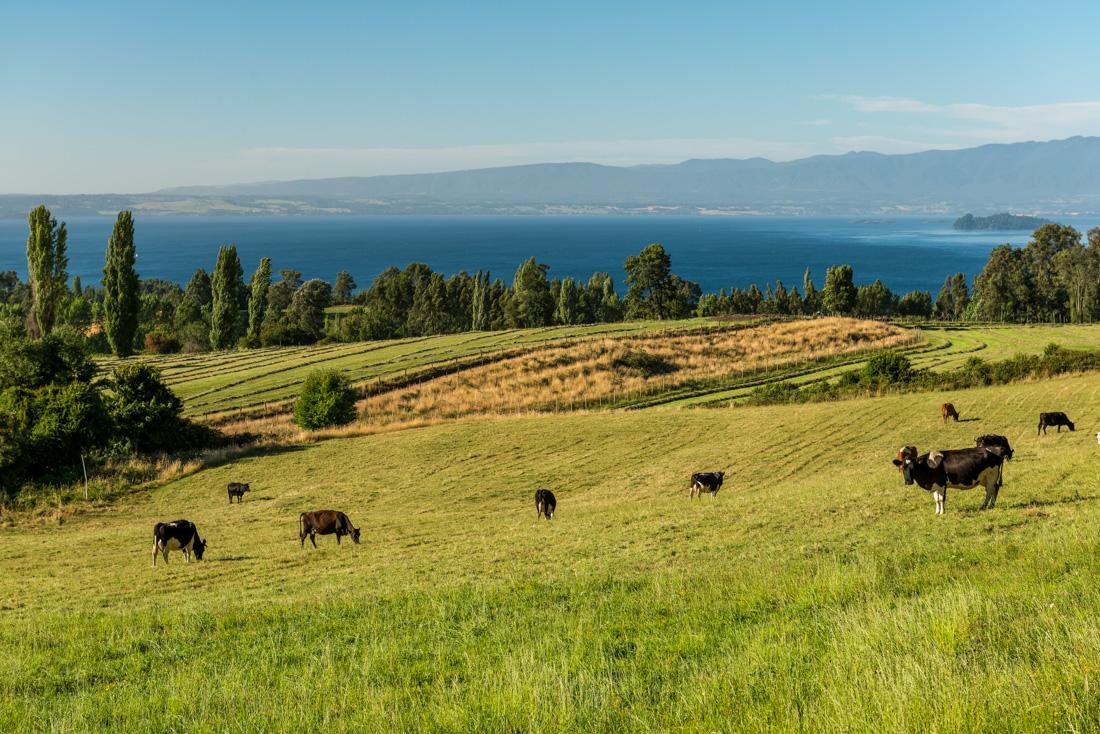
[102,321,1100,419]
[4,368,1100,731]
[99,319,721,416]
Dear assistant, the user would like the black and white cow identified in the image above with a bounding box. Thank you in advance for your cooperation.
[534,488,556,520]
[152,520,207,566]
[1038,412,1075,435]
[299,510,360,548]
[689,471,724,499]
[892,446,1007,514]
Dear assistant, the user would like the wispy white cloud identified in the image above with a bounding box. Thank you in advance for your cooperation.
[803,119,832,126]
[833,95,1100,142]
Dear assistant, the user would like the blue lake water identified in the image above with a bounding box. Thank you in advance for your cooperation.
[1,215,1096,296]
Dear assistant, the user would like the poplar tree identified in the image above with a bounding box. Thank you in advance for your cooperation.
[101,211,141,356]
[25,205,68,337]
[209,245,244,350]
[247,257,272,341]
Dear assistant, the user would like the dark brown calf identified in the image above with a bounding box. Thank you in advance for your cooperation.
[299,509,360,548]
[227,482,250,503]
[941,403,960,423]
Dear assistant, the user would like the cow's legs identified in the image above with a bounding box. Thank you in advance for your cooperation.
[310,532,317,548]
[152,542,158,567]
[162,547,170,564]
[932,486,945,514]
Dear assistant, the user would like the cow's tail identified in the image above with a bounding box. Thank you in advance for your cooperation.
[299,513,305,539]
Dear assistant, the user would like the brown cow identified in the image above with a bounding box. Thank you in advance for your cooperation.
[941,403,960,423]
[299,510,360,548]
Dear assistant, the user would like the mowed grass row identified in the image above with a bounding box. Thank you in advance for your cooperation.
[4,372,1100,730]
[98,319,720,416]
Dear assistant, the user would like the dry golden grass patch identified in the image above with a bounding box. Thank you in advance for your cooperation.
[357,317,912,423]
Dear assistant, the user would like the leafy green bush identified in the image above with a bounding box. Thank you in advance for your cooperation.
[107,364,185,453]
[860,351,912,384]
[294,370,358,430]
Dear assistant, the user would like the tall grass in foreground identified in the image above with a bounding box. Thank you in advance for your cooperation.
[4,371,1100,730]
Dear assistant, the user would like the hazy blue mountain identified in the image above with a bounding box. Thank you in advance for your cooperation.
[4,136,1100,217]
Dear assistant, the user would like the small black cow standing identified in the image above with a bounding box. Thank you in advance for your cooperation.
[1038,412,1075,435]
[534,488,556,520]
[152,520,207,566]
[227,482,250,503]
[689,471,724,499]
[299,510,360,548]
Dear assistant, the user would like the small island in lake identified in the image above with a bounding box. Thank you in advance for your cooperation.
[953,212,1052,231]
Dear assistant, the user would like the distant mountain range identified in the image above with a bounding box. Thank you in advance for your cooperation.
[4,136,1100,218]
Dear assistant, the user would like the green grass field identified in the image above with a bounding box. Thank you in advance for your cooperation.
[5,348,1100,730]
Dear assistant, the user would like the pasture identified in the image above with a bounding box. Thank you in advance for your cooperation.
[4,364,1100,731]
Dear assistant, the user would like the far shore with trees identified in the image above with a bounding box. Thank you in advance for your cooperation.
[3,207,1100,364]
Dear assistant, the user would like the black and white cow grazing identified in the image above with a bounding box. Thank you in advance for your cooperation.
[689,471,724,499]
[227,482,250,503]
[152,520,207,566]
[299,510,360,548]
[975,434,1013,460]
[534,488,556,520]
[1038,412,1075,435]
[892,446,1007,515]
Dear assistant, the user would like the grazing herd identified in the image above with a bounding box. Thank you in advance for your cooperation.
[150,402,1084,565]
[894,407,1077,515]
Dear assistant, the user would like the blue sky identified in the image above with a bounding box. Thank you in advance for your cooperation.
[3,0,1100,193]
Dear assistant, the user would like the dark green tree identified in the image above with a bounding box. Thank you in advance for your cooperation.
[856,279,894,317]
[969,245,1032,322]
[286,278,332,340]
[822,265,856,315]
[209,245,244,350]
[897,291,933,318]
[507,258,554,328]
[101,211,141,357]
[624,244,675,319]
[332,271,357,304]
[184,268,213,308]
[25,205,68,338]
[802,268,819,313]
[1024,223,1079,321]
[247,257,272,341]
[267,269,303,314]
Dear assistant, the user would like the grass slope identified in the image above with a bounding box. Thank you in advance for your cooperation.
[4,370,1100,730]
[100,319,720,416]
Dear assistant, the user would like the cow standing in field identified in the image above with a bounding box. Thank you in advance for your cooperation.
[535,488,556,520]
[689,471,724,499]
[227,482,250,503]
[152,520,207,566]
[892,445,1008,514]
[941,403,960,423]
[299,510,360,548]
[1038,412,1075,435]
